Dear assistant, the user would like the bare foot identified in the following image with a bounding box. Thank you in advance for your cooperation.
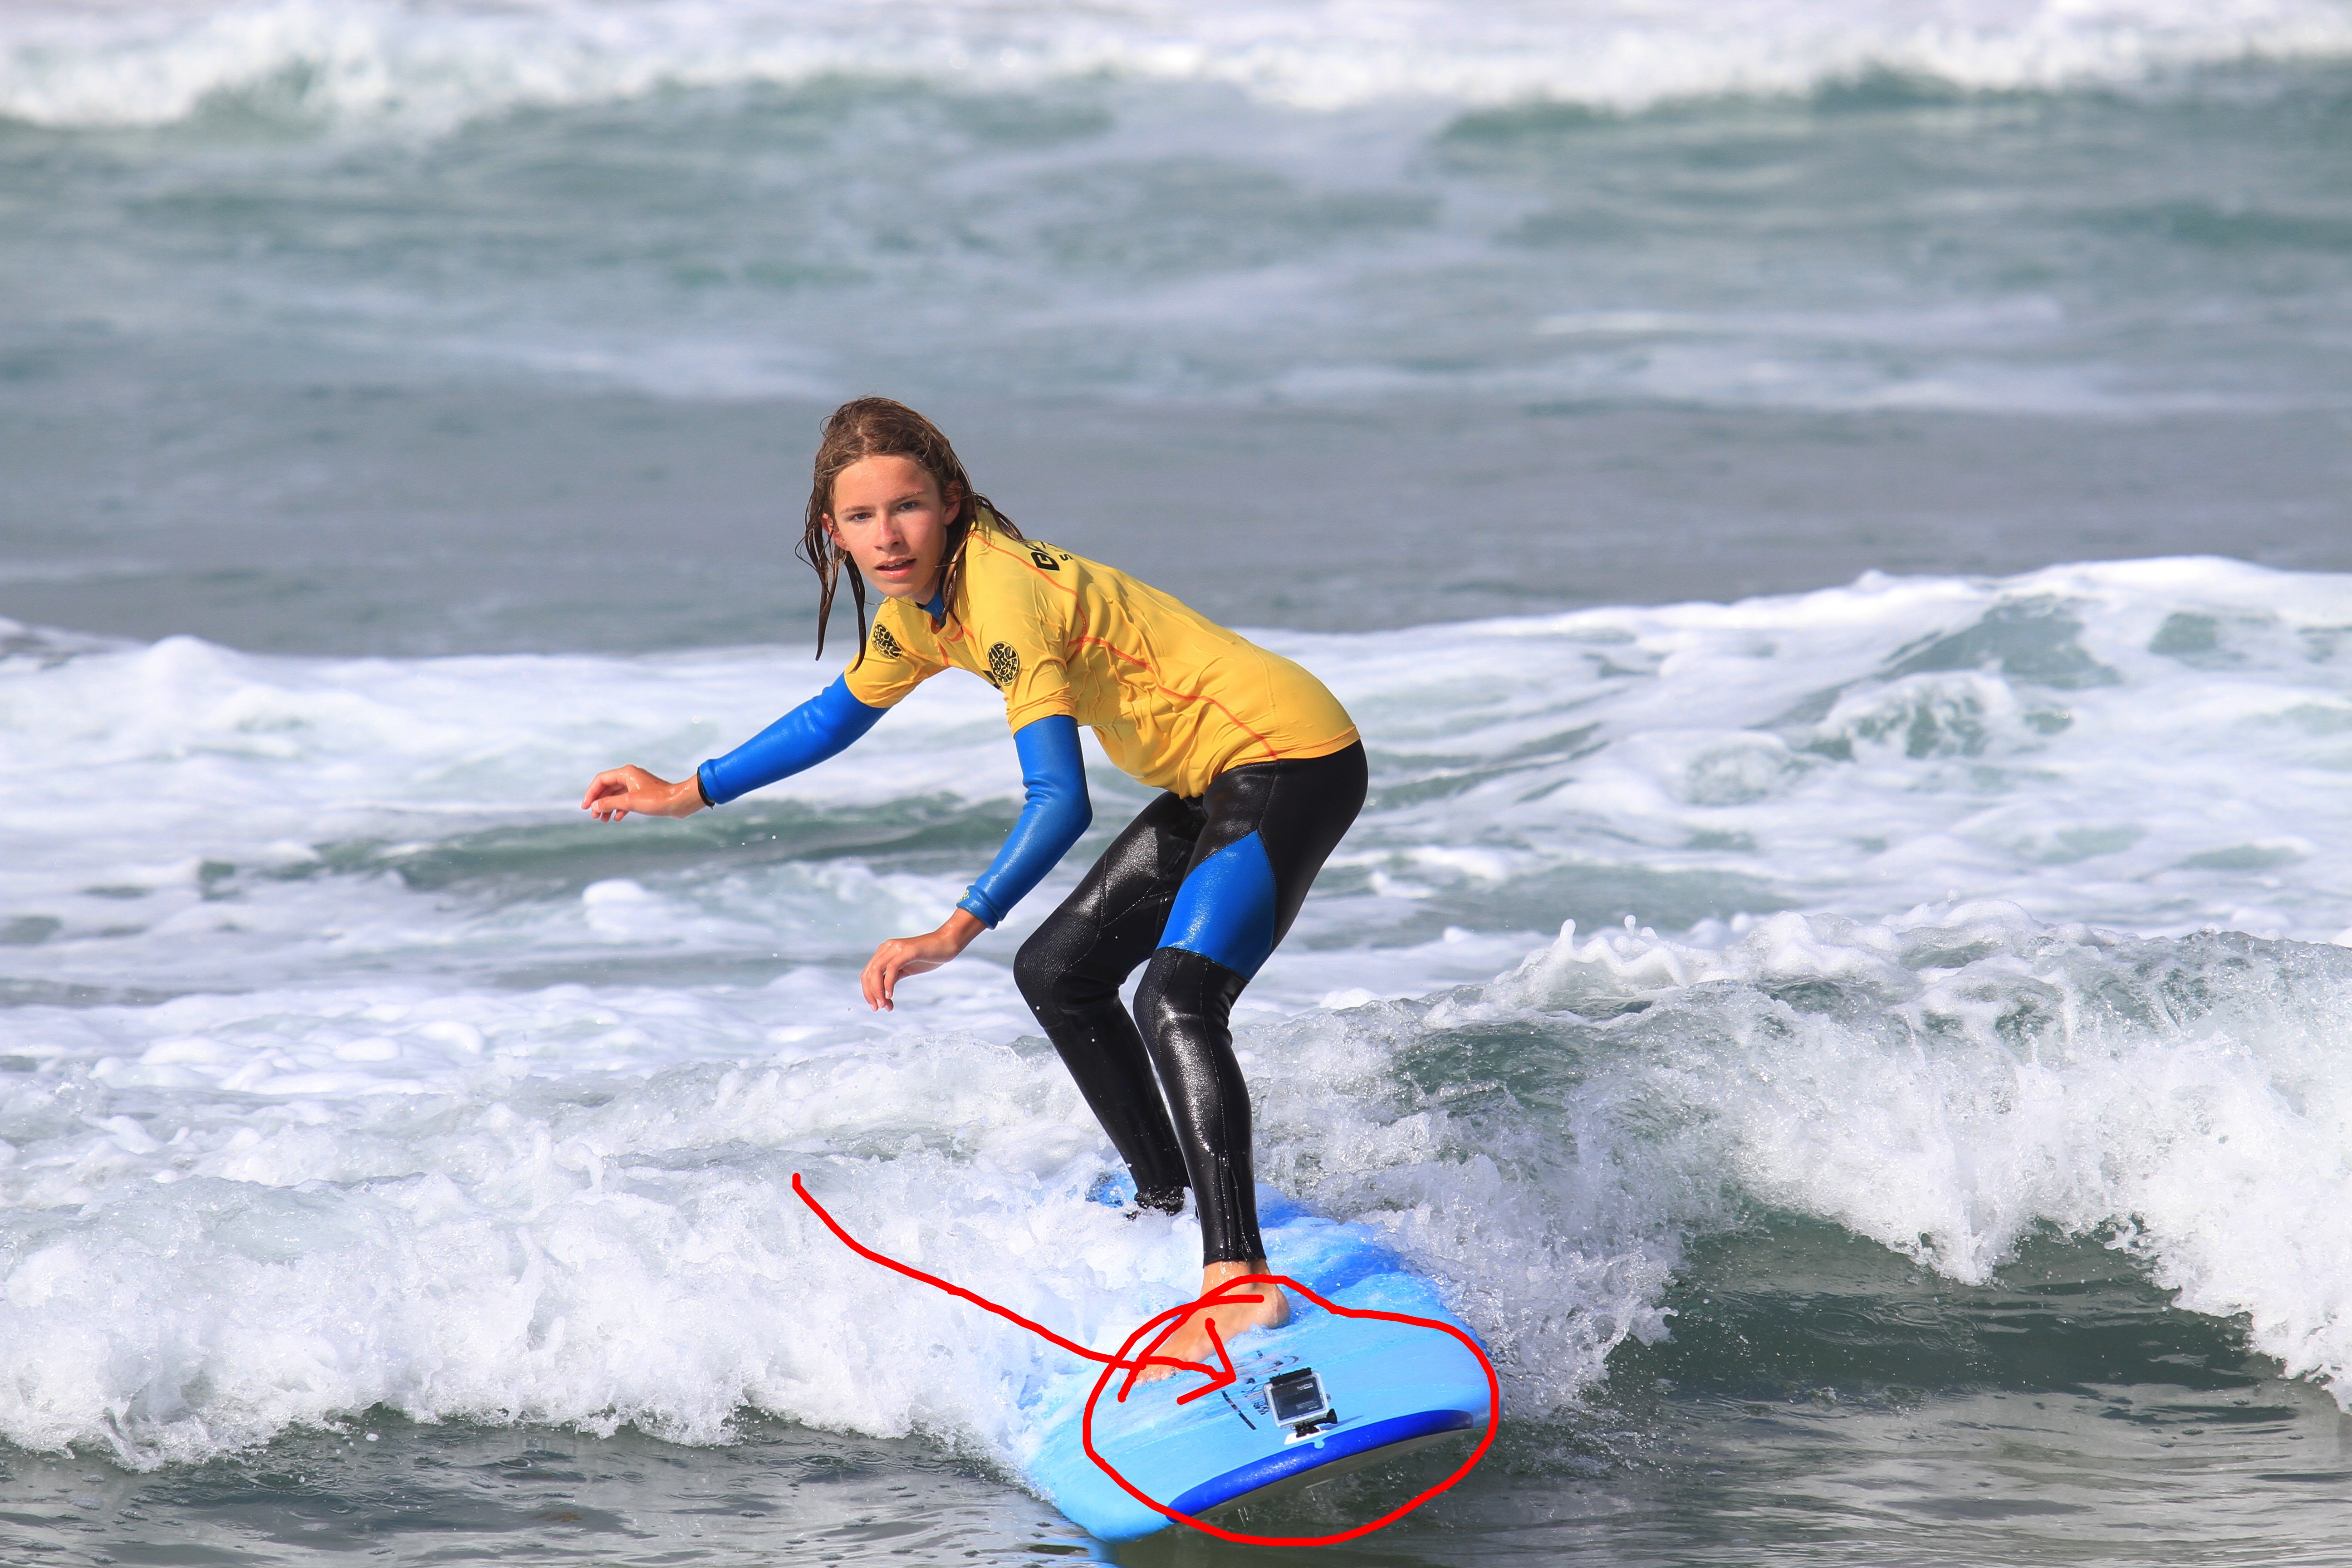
[1135,1260,1291,1385]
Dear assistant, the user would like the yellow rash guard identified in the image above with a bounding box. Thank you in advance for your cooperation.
[843,516,1358,800]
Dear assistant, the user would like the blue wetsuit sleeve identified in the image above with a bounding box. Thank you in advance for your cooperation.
[696,675,886,806]
[957,715,1091,928]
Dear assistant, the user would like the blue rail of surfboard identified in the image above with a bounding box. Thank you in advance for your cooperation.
[1167,1407,1483,1518]
[1022,1185,1495,1541]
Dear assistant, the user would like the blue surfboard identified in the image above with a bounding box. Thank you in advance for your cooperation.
[1022,1189,1496,1542]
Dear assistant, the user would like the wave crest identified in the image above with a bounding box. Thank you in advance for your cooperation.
[5,0,2351,131]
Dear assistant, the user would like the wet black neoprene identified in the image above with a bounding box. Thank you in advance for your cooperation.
[1014,742,1367,1264]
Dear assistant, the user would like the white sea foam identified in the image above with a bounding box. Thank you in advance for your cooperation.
[10,908,2352,1468]
[7,557,2351,989]
[7,557,2352,1469]
[1413,902,2352,1403]
[3,0,2350,130]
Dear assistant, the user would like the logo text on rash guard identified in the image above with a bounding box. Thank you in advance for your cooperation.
[871,624,902,659]
[988,642,1021,687]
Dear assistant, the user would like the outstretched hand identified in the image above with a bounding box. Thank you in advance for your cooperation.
[581,765,704,823]
[863,908,987,1010]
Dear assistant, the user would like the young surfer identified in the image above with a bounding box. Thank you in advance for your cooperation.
[580,398,1365,1373]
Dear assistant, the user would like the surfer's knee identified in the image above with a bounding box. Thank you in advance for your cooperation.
[1013,923,1112,1019]
[1011,928,1058,1010]
[1133,946,1247,1050]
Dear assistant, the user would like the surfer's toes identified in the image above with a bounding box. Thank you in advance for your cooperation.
[1143,1289,1290,1381]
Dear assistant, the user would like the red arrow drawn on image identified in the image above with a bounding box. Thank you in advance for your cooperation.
[790,1170,1500,1548]
[1113,1282,1258,1405]
[790,1171,1224,1390]
[1171,1318,1237,1406]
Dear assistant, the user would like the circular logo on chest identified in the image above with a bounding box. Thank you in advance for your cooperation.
[986,642,1021,688]
[870,623,902,659]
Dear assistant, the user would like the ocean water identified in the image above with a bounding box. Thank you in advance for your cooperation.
[5,1,2352,1563]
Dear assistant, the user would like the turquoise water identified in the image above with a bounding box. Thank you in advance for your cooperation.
[5,2,2352,1562]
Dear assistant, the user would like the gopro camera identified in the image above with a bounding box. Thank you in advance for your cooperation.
[1266,1367,1337,1440]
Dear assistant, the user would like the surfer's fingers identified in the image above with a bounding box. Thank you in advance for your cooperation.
[583,769,664,822]
[580,767,638,808]
[862,943,899,1010]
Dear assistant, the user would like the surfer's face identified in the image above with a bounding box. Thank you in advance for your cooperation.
[825,455,959,603]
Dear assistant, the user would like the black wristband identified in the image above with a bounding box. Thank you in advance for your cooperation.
[694,770,715,809]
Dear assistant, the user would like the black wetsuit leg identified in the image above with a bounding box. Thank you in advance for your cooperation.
[1016,743,1367,1255]
[1132,743,1367,1264]
[1013,791,1200,1213]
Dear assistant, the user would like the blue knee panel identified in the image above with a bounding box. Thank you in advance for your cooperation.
[1159,831,1279,979]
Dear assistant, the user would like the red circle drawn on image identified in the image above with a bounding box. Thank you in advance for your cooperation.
[1079,1274,1501,1548]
